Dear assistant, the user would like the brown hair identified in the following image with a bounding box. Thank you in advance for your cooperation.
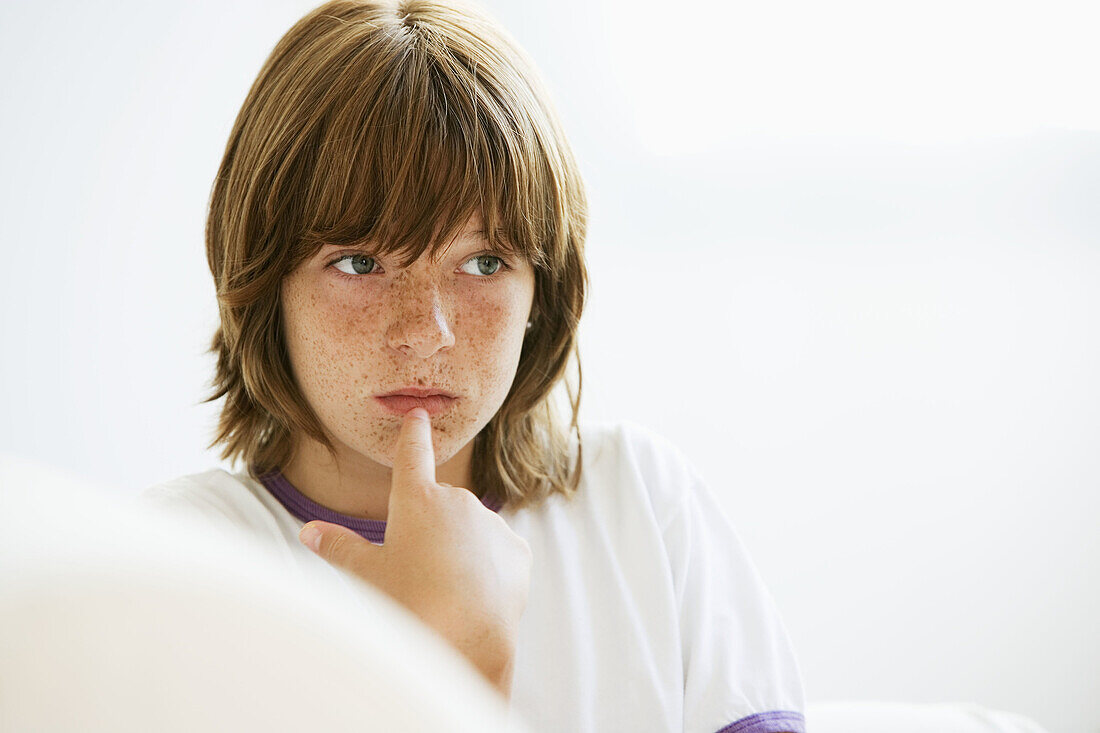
[203,0,587,510]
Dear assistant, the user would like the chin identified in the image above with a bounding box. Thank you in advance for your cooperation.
[361,426,466,469]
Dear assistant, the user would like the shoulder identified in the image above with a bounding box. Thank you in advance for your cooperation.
[138,468,277,534]
[142,468,254,509]
[576,420,701,523]
[579,419,694,468]
[138,467,308,556]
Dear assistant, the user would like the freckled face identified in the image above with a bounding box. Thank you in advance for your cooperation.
[279,220,535,469]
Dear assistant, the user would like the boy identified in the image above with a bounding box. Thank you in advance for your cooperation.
[143,2,806,730]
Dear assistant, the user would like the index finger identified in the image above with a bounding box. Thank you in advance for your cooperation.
[391,407,436,492]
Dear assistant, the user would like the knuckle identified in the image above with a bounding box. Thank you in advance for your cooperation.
[439,482,472,502]
[401,434,430,455]
[461,488,489,511]
[326,530,349,563]
[395,457,420,476]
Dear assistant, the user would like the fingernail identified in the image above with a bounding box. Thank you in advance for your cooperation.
[299,524,321,553]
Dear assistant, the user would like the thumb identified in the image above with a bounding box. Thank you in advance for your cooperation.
[299,520,380,572]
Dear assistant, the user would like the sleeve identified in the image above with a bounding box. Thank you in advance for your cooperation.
[659,455,806,733]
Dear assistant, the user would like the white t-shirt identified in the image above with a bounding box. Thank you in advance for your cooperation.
[139,421,806,733]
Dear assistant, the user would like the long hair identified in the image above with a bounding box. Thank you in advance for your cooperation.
[203,0,588,510]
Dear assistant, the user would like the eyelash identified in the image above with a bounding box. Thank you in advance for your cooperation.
[326,252,514,281]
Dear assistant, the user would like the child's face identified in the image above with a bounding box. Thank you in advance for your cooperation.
[280,215,535,469]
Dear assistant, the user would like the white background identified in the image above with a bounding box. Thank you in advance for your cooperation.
[1,2,1097,731]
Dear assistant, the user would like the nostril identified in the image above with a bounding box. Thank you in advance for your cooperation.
[386,311,456,358]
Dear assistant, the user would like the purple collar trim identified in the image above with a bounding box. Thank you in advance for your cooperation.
[257,468,503,545]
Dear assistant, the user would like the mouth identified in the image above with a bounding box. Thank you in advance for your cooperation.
[374,387,459,417]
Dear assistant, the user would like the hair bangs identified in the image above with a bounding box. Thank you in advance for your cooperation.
[294,10,552,271]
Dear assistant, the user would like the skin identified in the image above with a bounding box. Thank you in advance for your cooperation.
[300,407,533,698]
[278,214,535,520]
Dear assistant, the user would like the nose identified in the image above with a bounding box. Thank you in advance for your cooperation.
[384,277,456,359]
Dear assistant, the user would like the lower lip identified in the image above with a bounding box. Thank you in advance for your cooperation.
[374,394,458,416]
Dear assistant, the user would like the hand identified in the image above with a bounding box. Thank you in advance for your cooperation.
[297,408,533,698]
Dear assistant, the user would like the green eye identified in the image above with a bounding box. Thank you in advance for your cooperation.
[461,255,504,276]
[333,254,376,275]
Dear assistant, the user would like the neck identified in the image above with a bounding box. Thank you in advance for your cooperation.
[279,432,476,521]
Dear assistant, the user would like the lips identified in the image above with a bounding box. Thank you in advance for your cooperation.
[374,387,459,417]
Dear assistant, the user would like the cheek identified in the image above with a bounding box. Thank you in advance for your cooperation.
[284,281,386,385]
[456,287,532,406]
[458,294,519,340]
[457,283,531,357]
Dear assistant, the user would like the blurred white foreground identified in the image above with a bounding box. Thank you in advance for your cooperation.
[0,453,529,733]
